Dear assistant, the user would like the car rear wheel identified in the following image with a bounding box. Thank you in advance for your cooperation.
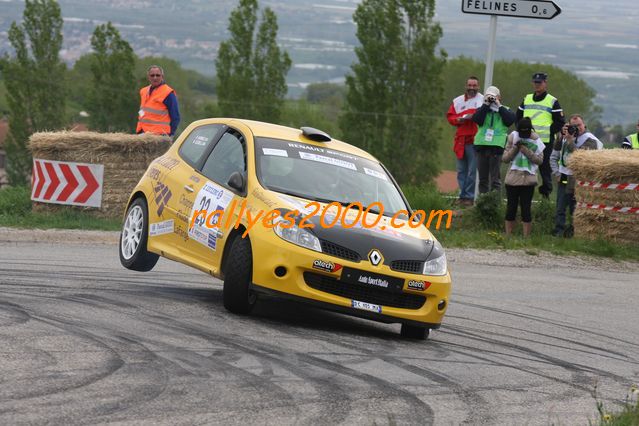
[400,324,430,340]
[223,236,256,314]
[119,197,159,272]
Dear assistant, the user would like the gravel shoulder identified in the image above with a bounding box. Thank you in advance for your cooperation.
[1,226,638,273]
[0,227,120,245]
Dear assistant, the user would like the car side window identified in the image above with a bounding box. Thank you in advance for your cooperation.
[178,124,224,167]
[200,130,246,188]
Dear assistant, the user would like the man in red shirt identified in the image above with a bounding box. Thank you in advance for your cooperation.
[447,76,483,205]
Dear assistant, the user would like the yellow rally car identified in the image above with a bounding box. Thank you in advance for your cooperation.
[119,118,451,339]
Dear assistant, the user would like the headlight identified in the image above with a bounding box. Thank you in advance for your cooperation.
[422,241,447,276]
[273,216,322,252]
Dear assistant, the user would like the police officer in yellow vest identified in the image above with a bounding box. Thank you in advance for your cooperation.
[472,86,516,194]
[137,65,180,137]
[516,72,565,198]
[621,119,639,149]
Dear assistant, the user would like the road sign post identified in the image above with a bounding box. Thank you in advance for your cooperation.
[461,0,561,201]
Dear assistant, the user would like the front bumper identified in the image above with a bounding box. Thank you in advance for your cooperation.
[250,232,451,327]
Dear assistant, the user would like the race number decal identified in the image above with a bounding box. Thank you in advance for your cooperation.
[188,181,234,251]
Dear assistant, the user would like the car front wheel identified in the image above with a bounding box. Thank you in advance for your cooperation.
[119,197,159,272]
[223,236,256,314]
[400,324,430,340]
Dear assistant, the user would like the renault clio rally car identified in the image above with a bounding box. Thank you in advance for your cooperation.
[119,118,451,339]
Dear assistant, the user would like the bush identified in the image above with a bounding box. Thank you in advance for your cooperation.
[470,190,504,230]
[0,185,32,216]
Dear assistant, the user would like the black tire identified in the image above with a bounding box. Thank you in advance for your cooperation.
[119,197,159,272]
[223,236,256,314]
[400,324,430,340]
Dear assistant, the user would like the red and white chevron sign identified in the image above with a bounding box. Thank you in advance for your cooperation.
[31,159,104,208]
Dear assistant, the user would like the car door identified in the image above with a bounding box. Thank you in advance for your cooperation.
[182,128,248,273]
[155,123,225,258]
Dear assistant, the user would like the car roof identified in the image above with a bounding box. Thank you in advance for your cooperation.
[192,118,378,163]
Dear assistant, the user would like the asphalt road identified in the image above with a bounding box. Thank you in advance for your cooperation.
[1,237,638,425]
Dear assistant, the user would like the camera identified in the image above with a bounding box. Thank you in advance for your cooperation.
[567,124,579,136]
[486,95,496,103]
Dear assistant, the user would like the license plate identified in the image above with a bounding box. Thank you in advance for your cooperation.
[351,299,382,313]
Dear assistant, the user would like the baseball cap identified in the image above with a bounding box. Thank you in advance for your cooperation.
[532,72,548,82]
[485,86,500,97]
[517,117,533,138]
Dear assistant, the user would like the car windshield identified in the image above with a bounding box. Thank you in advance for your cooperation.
[255,137,409,216]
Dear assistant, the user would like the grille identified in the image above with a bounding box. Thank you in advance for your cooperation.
[391,260,423,274]
[320,239,361,262]
[304,272,426,310]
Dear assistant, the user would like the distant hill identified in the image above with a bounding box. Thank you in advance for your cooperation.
[0,0,636,124]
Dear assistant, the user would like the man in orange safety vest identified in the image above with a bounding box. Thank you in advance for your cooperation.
[136,65,180,136]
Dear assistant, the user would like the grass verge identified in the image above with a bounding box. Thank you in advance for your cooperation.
[0,186,121,231]
[593,385,639,425]
[403,183,639,262]
[2,184,638,261]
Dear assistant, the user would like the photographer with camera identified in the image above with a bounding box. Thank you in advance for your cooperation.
[550,114,603,237]
[472,86,516,194]
[502,117,545,237]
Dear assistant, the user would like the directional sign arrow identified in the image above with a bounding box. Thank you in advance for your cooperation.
[31,159,104,208]
[57,163,79,202]
[461,0,562,20]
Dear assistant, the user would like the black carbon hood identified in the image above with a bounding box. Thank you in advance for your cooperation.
[306,214,434,265]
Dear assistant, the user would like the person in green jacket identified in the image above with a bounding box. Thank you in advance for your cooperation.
[472,86,516,194]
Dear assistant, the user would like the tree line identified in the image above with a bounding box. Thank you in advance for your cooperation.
[1,0,610,187]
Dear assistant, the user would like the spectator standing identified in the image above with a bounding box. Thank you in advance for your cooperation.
[550,114,603,237]
[472,85,516,194]
[137,65,181,137]
[621,119,639,149]
[516,72,565,198]
[502,117,545,237]
[447,76,484,206]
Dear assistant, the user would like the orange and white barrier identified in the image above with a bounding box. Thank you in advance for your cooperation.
[577,181,639,191]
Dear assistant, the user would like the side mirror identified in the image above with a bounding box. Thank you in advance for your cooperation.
[227,171,245,192]
[411,210,425,224]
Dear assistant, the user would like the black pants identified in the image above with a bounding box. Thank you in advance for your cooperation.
[538,142,554,197]
[476,150,502,194]
[505,185,535,222]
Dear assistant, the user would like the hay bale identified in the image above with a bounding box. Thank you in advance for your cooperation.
[573,209,637,246]
[569,149,639,184]
[570,149,639,245]
[29,131,172,217]
[576,186,639,207]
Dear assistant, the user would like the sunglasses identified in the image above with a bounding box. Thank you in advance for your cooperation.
[149,74,162,77]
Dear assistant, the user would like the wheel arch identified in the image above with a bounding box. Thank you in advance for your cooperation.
[123,191,148,219]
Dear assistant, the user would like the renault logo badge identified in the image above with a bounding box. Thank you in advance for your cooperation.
[368,249,383,266]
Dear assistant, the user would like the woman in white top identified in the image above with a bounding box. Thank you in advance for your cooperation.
[502,117,545,237]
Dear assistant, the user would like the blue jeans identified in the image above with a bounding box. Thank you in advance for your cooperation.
[554,179,575,235]
[456,144,476,200]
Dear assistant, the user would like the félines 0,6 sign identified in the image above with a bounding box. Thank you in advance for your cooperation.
[461,0,562,20]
